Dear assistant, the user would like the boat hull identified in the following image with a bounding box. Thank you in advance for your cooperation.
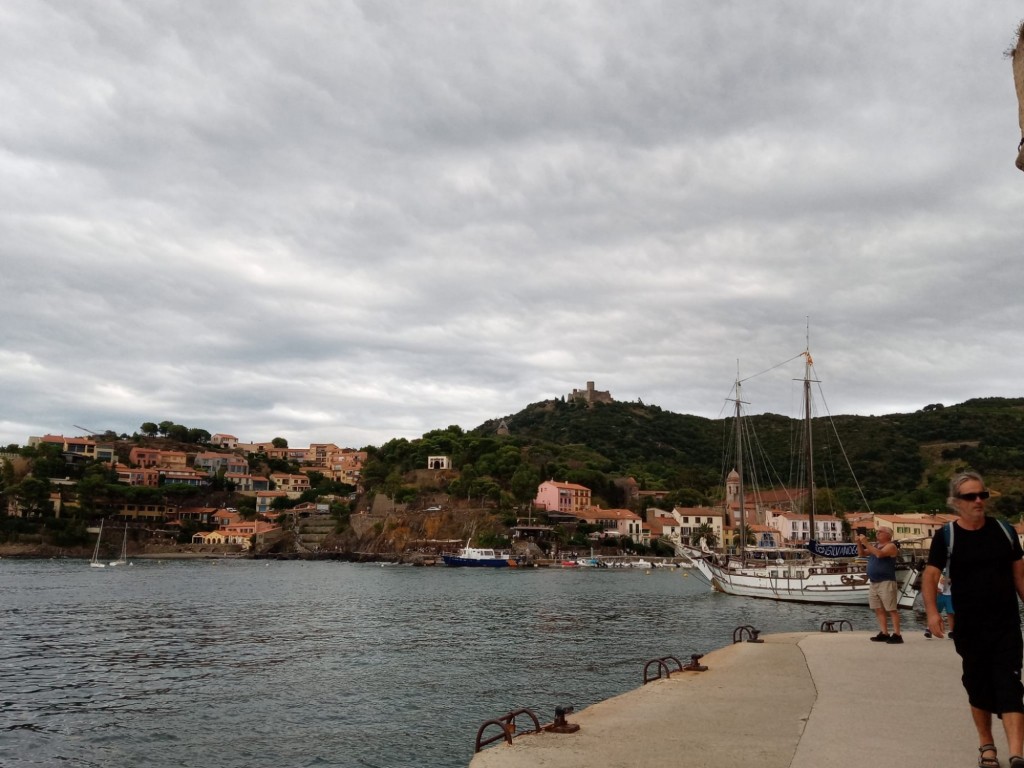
[442,555,515,568]
[682,546,921,608]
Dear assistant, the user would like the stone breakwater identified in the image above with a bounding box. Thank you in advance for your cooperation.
[469,630,977,768]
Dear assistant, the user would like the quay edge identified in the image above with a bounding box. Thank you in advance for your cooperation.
[469,630,977,768]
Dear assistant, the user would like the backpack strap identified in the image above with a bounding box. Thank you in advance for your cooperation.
[996,518,1017,548]
[945,518,1016,564]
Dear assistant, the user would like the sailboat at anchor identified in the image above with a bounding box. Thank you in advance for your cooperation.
[109,525,129,567]
[681,341,921,607]
[89,519,107,568]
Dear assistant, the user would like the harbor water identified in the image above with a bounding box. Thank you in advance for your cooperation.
[1,559,923,767]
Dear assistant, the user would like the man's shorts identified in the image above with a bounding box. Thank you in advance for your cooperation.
[868,580,898,611]
[956,628,1024,714]
[936,593,954,615]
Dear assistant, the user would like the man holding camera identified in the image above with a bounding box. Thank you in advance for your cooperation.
[857,526,902,644]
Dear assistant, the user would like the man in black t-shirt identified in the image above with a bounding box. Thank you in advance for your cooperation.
[924,471,1024,768]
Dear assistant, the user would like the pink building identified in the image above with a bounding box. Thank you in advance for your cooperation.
[534,480,592,515]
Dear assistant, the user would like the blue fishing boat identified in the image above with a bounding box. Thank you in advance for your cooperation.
[442,541,519,567]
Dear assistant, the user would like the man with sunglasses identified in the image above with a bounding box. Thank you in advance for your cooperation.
[924,471,1024,768]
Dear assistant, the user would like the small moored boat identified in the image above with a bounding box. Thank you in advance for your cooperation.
[442,541,521,568]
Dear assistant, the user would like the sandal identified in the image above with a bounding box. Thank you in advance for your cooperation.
[978,744,999,768]
[1007,756,1024,768]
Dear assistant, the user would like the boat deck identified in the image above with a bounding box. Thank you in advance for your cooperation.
[469,630,977,768]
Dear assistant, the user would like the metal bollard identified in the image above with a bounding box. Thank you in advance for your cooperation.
[545,705,580,734]
[820,619,853,633]
[682,653,708,672]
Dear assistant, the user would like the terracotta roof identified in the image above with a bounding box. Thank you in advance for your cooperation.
[542,480,591,491]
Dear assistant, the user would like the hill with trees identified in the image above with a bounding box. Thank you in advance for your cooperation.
[359,395,1024,519]
[4,395,1024,557]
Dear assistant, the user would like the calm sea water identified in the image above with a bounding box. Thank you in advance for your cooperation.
[1,559,924,767]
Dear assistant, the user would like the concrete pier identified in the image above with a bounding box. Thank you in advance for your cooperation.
[469,631,981,768]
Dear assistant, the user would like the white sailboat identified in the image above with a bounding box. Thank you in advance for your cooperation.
[89,519,107,568]
[109,526,129,567]
[681,342,921,607]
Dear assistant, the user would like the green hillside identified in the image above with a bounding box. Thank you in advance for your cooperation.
[360,395,1024,518]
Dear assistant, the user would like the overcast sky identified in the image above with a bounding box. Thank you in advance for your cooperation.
[3,2,1023,450]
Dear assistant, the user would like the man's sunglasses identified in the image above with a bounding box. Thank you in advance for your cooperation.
[956,491,990,502]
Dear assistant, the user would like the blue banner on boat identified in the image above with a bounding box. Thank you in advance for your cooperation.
[807,541,859,558]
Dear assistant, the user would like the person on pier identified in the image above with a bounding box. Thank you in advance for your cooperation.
[856,526,902,644]
[924,471,1024,768]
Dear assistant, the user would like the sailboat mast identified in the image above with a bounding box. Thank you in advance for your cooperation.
[735,380,745,561]
[803,347,815,549]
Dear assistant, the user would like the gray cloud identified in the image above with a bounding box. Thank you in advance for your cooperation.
[2,1,1023,449]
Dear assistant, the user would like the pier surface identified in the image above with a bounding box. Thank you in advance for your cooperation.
[469,630,979,768]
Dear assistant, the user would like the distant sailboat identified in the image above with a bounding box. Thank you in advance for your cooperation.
[109,526,129,567]
[90,520,107,568]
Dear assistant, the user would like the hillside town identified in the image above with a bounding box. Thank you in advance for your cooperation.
[4,429,1018,561]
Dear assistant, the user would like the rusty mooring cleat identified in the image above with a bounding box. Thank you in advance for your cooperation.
[545,705,580,734]
[682,653,708,672]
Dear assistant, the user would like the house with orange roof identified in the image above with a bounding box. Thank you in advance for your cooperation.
[213,509,243,527]
[236,442,290,461]
[573,507,643,543]
[222,521,281,550]
[175,506,218,524]
[29,434,97,463]
[191,530,229,545]
[116,502,176,521]
[846,511,875,533]
[129,447,188,469]
[327,450,367,486]
[646,512,681,548]
[874,512,958,548]
[193,452,249,476]
[114,464,160,487]
[534,480,592,516]
[270,472,310,495]
[306,443,340,466]
[269,447,307,463]
[159,468,210,487]
[765,510,844,545]
[211,433,238,449]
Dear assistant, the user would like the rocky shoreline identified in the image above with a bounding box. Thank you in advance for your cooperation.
[0,543,234,560]
[0,543,414,563]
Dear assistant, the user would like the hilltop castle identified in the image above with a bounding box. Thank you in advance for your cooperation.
[568,381,613,405]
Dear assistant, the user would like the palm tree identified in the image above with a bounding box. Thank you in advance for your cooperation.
[694,522,717,549]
